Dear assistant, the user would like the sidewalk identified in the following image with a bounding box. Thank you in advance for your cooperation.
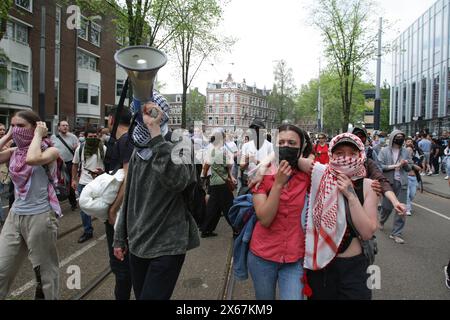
[420,173,450,199]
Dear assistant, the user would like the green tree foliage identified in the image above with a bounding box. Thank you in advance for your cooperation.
[186,87,206,128]
[169,0,232,128]
[295,69,372,136]
[0,0,13,41]
[311,0,379,132]
[380,82,391,132]
[268,60,296,123]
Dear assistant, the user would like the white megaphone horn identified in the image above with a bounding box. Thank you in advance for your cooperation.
[114,46,167,110]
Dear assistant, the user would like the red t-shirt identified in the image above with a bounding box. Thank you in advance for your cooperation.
[250,171,311,263]
[314,143,330,164]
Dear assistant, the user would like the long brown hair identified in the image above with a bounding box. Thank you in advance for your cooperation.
[14,110,41,127]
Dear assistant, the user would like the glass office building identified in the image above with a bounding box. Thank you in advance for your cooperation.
[391,0,450,135]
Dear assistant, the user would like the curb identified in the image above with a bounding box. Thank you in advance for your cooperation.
[423,186,450,199]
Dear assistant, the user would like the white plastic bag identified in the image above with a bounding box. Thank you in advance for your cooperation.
[79,169,125,221]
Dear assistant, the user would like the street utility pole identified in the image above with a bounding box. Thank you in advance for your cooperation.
[39,6,46,121]
[374,17,383,131]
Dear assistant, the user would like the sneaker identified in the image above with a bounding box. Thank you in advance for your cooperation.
[420,172,426,176]
[389,235,405,244]
[445,266,450,290]
[406,211,412,216]
[445,176,449,180]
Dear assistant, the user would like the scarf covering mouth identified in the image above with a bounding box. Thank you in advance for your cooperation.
[9,126,62,216]
[131,91,170,160]
[84,138,105,161]
[304,133,366,270]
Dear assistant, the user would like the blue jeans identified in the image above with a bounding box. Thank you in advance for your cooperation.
[380,180,406,237]
[446,156,450,175]
[247,251,304,300]
[77,184,93,234]
[406,176,418,213]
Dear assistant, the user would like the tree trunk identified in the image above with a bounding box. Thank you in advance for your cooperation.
[182,84,188,129]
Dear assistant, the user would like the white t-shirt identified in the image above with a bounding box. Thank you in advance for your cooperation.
[392,148,401,181]
[240,140,274,175]
[72,145,107,186]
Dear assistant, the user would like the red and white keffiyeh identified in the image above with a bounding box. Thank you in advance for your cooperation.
[304,133,366,270]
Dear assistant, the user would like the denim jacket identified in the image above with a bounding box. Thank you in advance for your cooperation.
[229,194,257,281]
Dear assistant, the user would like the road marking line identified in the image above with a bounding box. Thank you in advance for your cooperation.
[10,235,106,297]
[412,203,450,221]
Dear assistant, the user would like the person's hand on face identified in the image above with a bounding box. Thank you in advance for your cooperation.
[275,160,292,187]
[35,122,48,139]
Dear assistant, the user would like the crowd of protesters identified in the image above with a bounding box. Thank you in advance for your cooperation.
[0,95,448,300]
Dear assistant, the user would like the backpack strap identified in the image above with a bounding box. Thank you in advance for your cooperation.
[56,135,75,156]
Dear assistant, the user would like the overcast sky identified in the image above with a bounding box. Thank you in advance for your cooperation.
[157,0,437,94]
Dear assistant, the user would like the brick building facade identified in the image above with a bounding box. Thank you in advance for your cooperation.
[0,0,125,134]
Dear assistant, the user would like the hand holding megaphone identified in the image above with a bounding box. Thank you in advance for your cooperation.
[143,102,163,130]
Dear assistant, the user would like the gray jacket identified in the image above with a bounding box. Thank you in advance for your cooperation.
[377,129,412,188]
[113,135,200,259]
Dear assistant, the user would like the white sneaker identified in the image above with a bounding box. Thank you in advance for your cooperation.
[389,235,405,244]
[420,172,426,176]
[445,176,449,180]
[406,211,412,216]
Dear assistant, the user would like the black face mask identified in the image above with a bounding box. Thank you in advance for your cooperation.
[278,147,301,169]
[394,138,405,146]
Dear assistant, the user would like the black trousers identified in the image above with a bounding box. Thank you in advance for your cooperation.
[307,254,371,300]
[65,161,77,207]
[201,184,234,233]
[129,253,185,300]
[105,222,132,300]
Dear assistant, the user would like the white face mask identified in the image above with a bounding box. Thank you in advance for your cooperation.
[79,137,86,143]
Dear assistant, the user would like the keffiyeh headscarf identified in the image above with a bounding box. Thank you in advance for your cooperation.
[131,90,170,160]
[304,133,366,270]
[9,126,62,216]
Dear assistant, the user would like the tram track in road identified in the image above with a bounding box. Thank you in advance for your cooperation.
[69,266,112,300]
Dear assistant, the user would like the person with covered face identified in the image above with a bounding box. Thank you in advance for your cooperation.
[0,110,61,300]
[304,133,378,300]
[378,130,412,244]
[71,127,106,244]
[249,124,312,300]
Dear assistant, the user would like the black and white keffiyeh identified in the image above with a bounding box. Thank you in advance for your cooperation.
[132,91,170,160]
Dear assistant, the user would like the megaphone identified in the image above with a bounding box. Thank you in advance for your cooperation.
[114,46,167,104]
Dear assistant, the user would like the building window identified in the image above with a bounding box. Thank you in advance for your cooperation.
[15,23,28,44]
[0,66,7,90]
[11,62,28,93]
[209,106,212,113]
[90,22,101,47]
[116,80,124,96]
[215,117,219,125]
[5,21,28,44]
[230,117,234,125]
[78,51,98,71]
[15,0,32,12]
[208,117,212,125]
[176,95,181,103]
[224,106,228,113]
[90,85,99,106]
[78,83,88,104]
[224,117,228,125]
[78,16,89,40]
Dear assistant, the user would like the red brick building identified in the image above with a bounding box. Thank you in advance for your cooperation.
[205,74,277,133]
[0,0,126,133]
